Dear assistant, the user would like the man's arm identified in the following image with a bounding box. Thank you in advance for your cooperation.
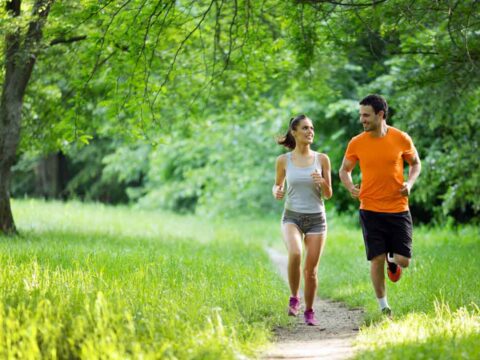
[400,150,421,196]
[339,157,360,198]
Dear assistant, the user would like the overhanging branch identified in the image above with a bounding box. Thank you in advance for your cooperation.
[296,0,388,7]
[50,35,87,46]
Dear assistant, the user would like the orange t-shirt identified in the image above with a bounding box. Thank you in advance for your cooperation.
[345,126,416,213]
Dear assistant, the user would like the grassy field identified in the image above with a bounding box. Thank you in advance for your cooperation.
[3,200,480,359]
[4,199,288,359]
[317,212,480,359]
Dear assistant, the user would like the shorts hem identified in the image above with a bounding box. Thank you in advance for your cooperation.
[367,250,412,261]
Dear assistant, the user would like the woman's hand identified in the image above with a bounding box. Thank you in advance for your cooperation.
[272,184,285,200]
[311,169,326,187]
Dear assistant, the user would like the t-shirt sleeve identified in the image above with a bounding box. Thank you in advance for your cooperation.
[344,139,358,162]
[401,132,416,161]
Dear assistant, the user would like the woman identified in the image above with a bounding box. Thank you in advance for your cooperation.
[272,114,332,326]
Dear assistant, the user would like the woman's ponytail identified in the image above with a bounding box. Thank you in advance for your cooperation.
[277,115,307,149]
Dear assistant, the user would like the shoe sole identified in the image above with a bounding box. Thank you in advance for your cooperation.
[387,268,402,282]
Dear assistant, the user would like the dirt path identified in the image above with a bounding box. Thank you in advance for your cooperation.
[260,247,364,360]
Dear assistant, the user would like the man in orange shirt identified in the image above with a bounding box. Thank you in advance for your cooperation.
[339,94,421,315]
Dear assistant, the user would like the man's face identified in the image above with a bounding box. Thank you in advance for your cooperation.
[359,105,383,132]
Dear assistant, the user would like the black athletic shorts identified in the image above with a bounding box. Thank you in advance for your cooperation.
[359,209,413,261]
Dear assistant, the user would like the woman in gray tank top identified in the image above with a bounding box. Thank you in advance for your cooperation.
[272,114,332,326]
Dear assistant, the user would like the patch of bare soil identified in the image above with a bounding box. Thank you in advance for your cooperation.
[260,248,363,360]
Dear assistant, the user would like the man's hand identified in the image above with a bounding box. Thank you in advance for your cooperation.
[273,185,285,200]
[349,184,360,198]
[400,182,411,196]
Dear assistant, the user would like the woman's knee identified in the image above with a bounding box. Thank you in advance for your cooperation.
[288,252,302,264]
[303,267,318,280]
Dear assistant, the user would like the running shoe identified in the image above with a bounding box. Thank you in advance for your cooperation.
[304,309,317,326]
[382,307,392,317]
[386,253,402,282]
[288,296,300,316]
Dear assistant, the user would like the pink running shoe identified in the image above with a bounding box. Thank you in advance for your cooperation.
[304,309,317,326]
[288,296,300,316]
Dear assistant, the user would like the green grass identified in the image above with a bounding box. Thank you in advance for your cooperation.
[4,199,289,359]
[4,200,480,359]
[316,212,480,359]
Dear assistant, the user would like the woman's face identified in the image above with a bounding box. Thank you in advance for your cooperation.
[292,118,314,145]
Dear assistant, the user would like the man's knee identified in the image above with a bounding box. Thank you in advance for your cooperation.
[396,255,410,268]
[370,254,385,266]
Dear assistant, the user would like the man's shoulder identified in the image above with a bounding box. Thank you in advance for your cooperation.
[349,131,368,144]
[388,126,410,137]
[388,126,413,143]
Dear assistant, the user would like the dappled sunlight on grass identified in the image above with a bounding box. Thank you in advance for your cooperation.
[6,199,479,358]
[356,301,480,359]
[2,199,289,358]
[12,199,216,242]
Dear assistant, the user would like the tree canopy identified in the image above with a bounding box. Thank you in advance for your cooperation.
[3,0,480,232]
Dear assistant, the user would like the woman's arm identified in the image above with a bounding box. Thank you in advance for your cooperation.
[319,154,332,199]
[311,153,332,199]
[272,155,286,200]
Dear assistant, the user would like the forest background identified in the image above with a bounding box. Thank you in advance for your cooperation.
[2,0,479,230]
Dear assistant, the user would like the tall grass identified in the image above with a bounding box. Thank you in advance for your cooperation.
[5,200,480,358]
[316,212,480,359]
[3,199,289,359]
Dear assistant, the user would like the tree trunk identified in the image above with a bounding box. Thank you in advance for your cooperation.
[0,0,54,235]
[34,152,68,199]
[0,92,22,234]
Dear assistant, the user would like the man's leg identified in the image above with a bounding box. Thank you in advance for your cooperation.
[371,253,392,313]
[392,253,410,268]
[387,211,413,269]
[370,253,386,298]
[360,210,391,313]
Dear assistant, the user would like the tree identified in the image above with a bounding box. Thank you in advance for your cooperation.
[3,0,479,234]
[1,0,305,233]
[1,0,55,233]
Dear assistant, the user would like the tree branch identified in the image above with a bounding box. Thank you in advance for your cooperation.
[15,0,54,98]
[297,0,388,7]
[49,35,87,46]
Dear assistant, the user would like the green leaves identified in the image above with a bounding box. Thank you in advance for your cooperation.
[7,0,480,223]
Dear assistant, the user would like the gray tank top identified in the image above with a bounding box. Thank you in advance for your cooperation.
[285,152,325,213]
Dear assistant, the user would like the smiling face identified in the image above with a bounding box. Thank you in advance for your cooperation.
[359,105,384,132]
[291,118,314,145]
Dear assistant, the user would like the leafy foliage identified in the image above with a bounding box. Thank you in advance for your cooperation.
[7,0,480,223]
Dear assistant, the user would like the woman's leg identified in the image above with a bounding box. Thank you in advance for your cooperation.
[282,223,303,297]
[303,232,327,310]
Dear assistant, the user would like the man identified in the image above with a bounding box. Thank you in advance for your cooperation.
[339,94,421,315]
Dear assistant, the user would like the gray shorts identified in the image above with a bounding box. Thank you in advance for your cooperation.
[282,209,327,235]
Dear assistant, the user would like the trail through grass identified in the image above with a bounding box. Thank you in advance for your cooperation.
[316,212,480,359]
[5,200,480,359]
[3,200,288,359]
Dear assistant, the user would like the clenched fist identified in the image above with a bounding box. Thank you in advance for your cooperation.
[273,184,285,200]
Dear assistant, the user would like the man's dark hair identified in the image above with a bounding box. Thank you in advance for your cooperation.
[360,94,388,119]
